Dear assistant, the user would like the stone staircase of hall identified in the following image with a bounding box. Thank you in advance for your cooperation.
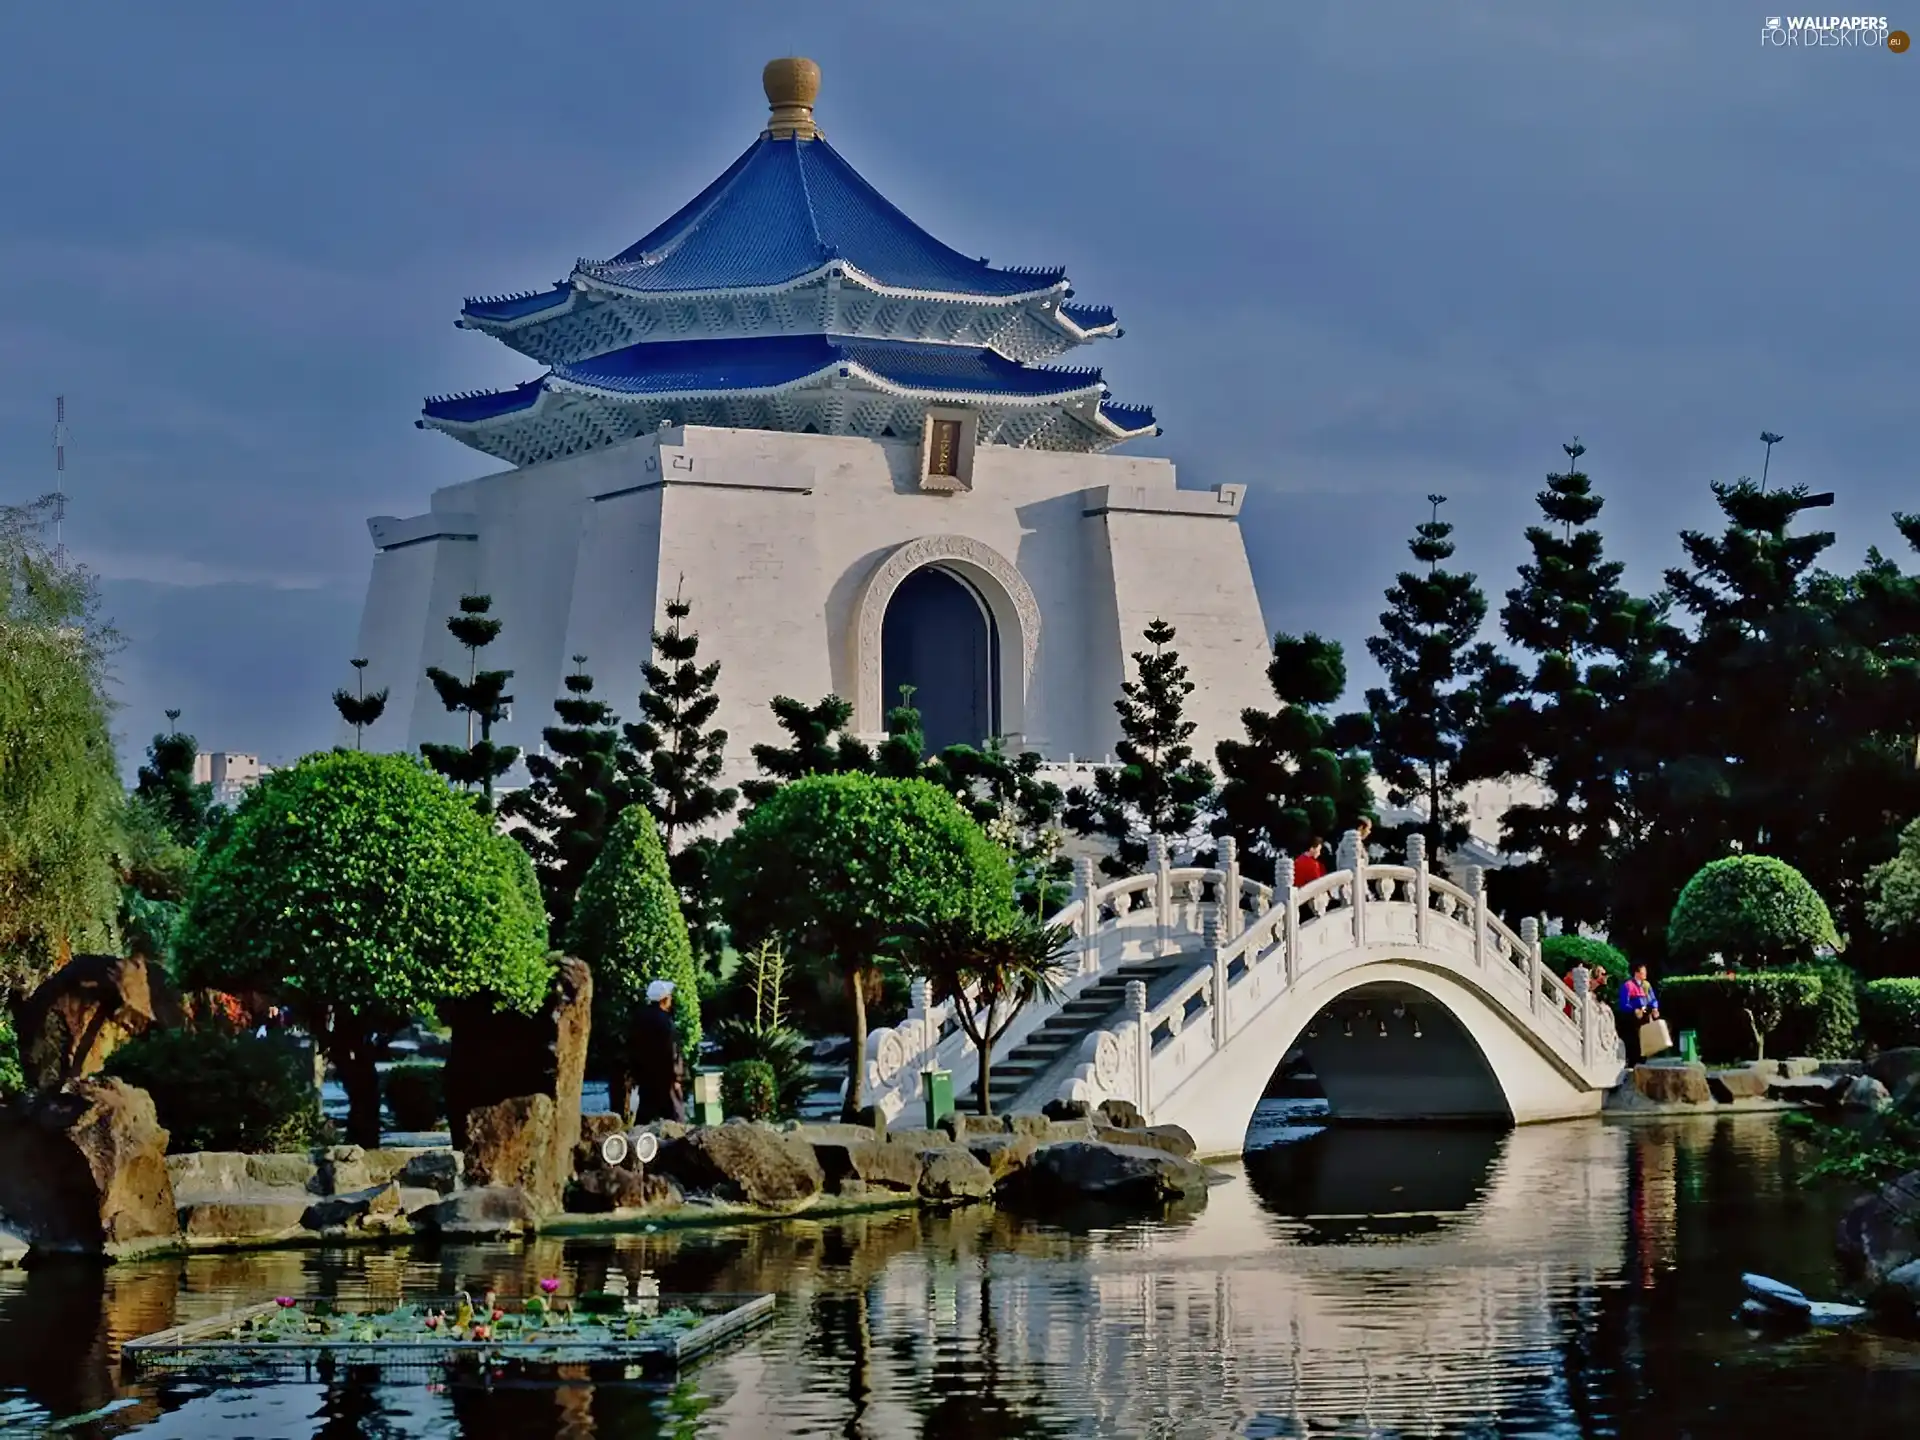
[958,952,1198,1115]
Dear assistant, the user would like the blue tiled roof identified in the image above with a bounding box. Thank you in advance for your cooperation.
[463,286,573,323]
[583,137,1067,298]
[1099,400,1158,435]
[1061,302,1117,332]
[422,335,1118,425]
[558,335,1100,400]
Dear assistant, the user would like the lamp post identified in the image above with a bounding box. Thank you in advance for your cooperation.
[1759,431,1784,490]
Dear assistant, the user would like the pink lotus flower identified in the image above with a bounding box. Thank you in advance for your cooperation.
[424,1314,441,1330]
[540,1277,561,1294]
[275,1297,296,1309]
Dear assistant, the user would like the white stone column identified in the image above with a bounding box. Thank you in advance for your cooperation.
[1276,855,1298,984]
[1073,856,1098,978]
[1522,916,1541,1014]
[1204,914,1227,1049]
[1467,866,1487,968]
[1339,829,1365,950]
[1408,833,1430,945]
[1127,979,1151,1113]
[1572,963,1592,1063]
[1147,834,1172,956]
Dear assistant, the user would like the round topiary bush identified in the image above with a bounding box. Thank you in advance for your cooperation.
[383,1061,446,1132]
[721,1058,779,1121]
[105,1027,330,1153]
[1542,934,1628,979]
[1862,978,1920,1051]
[1667,855,1839,971]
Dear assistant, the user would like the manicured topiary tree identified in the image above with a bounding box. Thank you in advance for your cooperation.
[719,773,1015,1116]
[174,750,552,1146]
[564,805,698,1121]
[1667,854,1840,971]
[1867,815,1920,945]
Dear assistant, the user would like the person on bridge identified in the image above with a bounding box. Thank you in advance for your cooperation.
[1293,837,1328,885]
[1617,964,1659,1065]
[1564,964,1608,1019]
[632,979,687,1124]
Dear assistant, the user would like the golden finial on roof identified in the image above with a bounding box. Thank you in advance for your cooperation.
[763,57,823,140]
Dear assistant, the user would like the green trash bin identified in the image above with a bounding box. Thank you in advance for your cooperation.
[923,1069,955,1130]
[1679,1030,1700,1064]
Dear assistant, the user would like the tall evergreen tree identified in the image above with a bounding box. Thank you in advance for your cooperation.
[740,695,877,806]
[1464,442,1675,928]
[419,594,519,811]
[1213,633,1375,885]
[620,590,739,962]
[1065,618,1216,876]
[500,655,626,937]
[135,710,216,848]
[1365,496,1498,867]
[331,658,389,750]
[1621,481,1920,957]
[928,735,1071,917]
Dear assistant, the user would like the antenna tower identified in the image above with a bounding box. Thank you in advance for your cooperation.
[50,395,70,547]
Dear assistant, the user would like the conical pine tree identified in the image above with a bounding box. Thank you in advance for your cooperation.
[1213,633,1375,885]
[739,695,877,806]
[1065,618,1216,876]
[1365,496,1499,866]
[331,658,389,750]
[1465,442,1673,928]
[420,594,519,811]
[620,589,739,959]
[501,655,627,937]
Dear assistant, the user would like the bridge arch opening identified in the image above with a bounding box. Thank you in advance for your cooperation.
[1236,978,1516,1158]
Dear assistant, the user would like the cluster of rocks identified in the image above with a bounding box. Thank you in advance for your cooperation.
[1609,1056,1883,1112]
[1831,1047,1920,1322]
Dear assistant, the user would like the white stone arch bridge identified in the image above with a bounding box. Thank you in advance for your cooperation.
[866,831,1625,1158]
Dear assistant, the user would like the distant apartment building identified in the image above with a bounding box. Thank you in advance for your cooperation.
[194,751,273,807]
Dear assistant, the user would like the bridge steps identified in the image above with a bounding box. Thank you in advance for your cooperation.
[958,952,1200,1114]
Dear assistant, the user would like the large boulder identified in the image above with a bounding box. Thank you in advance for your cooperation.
[565,1166,682,1214]
[301,1180,403,1235]
[1836,1076,1894,1114]
[654,1123,824,1209]
[177,1196,311,1243]
[413,1184,538,1239]
[999,1139,1213,1211]
[1095,1124,1197,1159]
[917,1147,994,1204]
[811,1138,923,1195]
[1869,1048,1920,1094]
[1707,1066,1773,1102]
[1631,1064,1712,1105]
[965,1133,1039,1183]
[0,1078,178,1255]
[1838,1169,1920,1284]
[442,955,592,1158]
[12,954,184,1089]
[461,1094,565,1213]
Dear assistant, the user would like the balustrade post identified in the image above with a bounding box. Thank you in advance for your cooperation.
[1218,835,1242,941]
[1572,963,1591,1063]
[1072,856,1098,978]
[1407,834,1429,945]
[1147,833,1172,956]
[1339,829,1365,950]
[1127,979,1151,1114]
[1466,866,1487,968]
[1204,914,1227,1049]
[906,978,933,1098]
[1277,856,1298,984]
[1522,917,1541,1014]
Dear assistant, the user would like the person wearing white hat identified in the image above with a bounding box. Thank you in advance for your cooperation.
[633,978,686,1123]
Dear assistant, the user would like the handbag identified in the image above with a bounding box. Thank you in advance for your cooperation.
[1639,1017,1673,1059]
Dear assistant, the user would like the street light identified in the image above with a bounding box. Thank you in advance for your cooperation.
[1760,431,1784,490]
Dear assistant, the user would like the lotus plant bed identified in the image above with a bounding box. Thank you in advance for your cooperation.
[121,1284,775,1379]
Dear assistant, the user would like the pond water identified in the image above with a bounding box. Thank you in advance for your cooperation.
[3,1105,1915,1438]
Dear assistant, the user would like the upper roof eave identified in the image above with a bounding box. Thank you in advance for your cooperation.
[570,258,1071,311]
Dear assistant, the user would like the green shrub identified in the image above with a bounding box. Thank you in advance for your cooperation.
[1862,978,1920,1051]
[382,1061,446,1132]
[1667,855,1839,970]
[1658,972,1824,1062]
[0,1011,21,1098]
[1542,935,1628,979]
[721,1059,778,1122]
[105,1028,330,1153]
[1776,961,1860,1059]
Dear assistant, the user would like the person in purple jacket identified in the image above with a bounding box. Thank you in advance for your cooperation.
[1617,964,1659,1064]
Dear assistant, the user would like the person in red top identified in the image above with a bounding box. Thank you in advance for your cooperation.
[1292,836,1328,885]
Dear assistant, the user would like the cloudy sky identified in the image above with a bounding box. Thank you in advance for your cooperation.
[0,2,1911,772]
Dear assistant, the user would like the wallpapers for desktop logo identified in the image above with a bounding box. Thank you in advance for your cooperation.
[1761,14,1907,47]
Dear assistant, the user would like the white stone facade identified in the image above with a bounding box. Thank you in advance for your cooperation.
[349,423,1271,816]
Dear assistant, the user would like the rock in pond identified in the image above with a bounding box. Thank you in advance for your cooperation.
[1873,1258,1920,1321]
[999,1140,1213,1211]
[810,1138,923,1195]
[565,1166,681,1214]
[916,1147,994,1204]
[1838,1169,1920,1283]
[461,1094,565,1212]
[1739,1273,1868,1328]
[13,954,183,1089]
[414,1185,538,1239]
[1631,1063,1712,1105]
[0,1077,177,1256]
[301,1181,403,1235]
[654,1123,825,1209]
[1707,1066,1773,1102]
[1836,1075,1893,1113]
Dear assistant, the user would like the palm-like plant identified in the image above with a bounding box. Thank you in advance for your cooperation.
[899,915,1075,1116]
[711,938,811,1116]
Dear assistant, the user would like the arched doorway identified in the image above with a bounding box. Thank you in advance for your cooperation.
[880,565,999,753]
